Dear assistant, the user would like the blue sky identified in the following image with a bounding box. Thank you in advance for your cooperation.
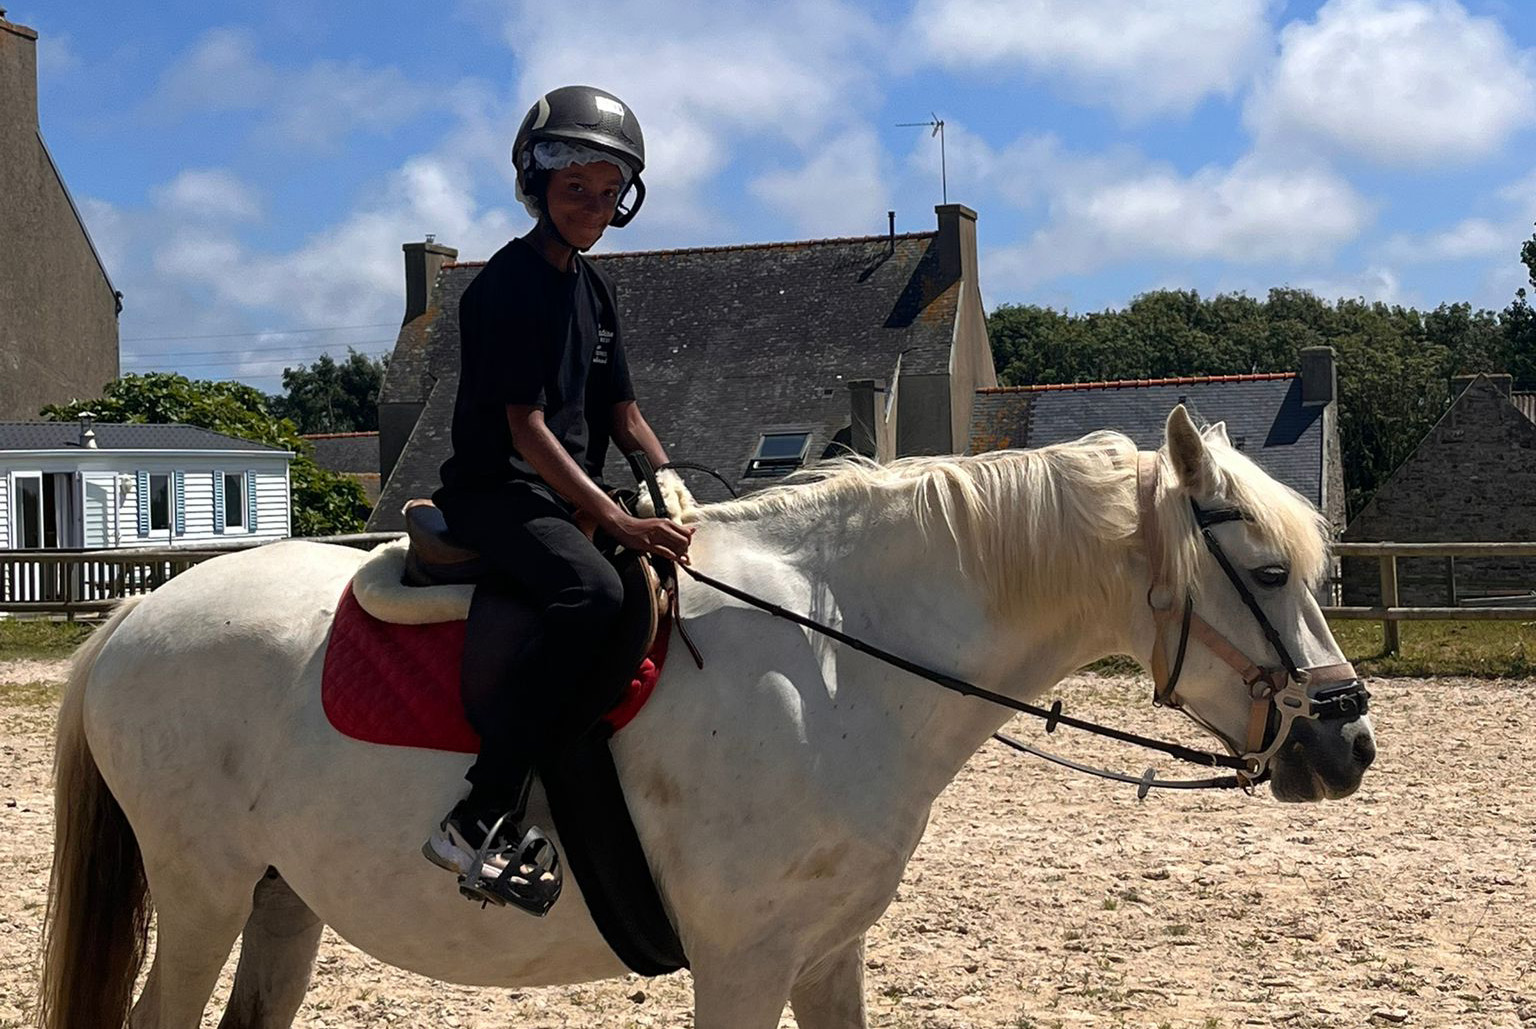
[19,0,1536,392]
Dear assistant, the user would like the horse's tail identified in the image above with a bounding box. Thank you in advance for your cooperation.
[37,598,151,1029]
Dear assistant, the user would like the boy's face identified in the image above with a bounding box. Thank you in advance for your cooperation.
[543,161,626,250]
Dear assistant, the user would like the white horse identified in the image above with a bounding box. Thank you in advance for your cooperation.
[38,408,1375,1029]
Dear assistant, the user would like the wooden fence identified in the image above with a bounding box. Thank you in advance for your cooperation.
[0,533,402,618]
[1324,542,1536,654]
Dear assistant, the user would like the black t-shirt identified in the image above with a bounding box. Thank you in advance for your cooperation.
[435,238,634,501]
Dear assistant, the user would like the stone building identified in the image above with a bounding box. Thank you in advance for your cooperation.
[968,347,1346,533]
[1342,374,1536,605]
[368,204,996,530]
[0,13,120,421]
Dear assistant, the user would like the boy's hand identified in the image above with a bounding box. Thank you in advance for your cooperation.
[603,511,695,563]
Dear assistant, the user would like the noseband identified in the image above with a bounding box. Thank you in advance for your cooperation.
[1136,453,1370,780]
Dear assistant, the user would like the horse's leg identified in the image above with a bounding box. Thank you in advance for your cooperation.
[216,872,324,1029]
[128,859,260,1029]
[691,952,796,1029]
[789,936,868,1029]
[128,903,249,1028]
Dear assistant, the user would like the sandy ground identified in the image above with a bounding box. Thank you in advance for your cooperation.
[2,662,1533,1028]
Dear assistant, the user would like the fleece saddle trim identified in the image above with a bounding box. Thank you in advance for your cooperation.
[353,539,471,624]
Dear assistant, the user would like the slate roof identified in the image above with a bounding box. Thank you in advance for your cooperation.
[969,373,1326,507]
[0,422,288,453]
[372,230,964,527]
[303,431,379,474]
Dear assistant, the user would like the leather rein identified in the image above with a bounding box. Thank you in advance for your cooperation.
[636,453,1370,797]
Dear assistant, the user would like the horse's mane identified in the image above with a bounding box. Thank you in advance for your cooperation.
[700,432,1142,617]
[697,426,1331,619]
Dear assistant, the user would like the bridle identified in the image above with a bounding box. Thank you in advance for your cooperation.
[1136,452,1370,781]
[637,452,1371,796]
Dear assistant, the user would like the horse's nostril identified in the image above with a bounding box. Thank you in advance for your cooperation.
[1352,732,1377,768]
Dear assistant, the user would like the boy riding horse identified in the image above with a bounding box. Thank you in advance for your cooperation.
[423,85,694,914]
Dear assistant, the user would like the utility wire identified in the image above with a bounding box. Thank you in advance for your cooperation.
[123,344,395,373]
[126,337,399,360]
[121,321,398,343]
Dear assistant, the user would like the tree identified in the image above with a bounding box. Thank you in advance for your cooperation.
[270,349,388,434]
[42,373,371,535]
[987,287,1508,519]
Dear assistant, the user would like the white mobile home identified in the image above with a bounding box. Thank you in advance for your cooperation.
[0,420,293,550]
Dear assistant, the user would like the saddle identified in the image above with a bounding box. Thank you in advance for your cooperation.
[401,497,667,732]
[386,496,685,974]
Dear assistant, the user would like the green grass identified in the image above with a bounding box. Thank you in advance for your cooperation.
[1081,620,1536,679]
[0,617,95,660]
[1331,618,1536,678]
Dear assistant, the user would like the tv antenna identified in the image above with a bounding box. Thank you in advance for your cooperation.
[897,114,946,204]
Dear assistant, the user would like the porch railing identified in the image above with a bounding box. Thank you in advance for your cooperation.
[0,534,402,618]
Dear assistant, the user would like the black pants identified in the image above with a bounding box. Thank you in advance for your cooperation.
[439,481,624,811]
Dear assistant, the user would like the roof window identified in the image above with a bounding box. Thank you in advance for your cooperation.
[745,431,812,478]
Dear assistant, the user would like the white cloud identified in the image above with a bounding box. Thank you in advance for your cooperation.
[905,0,1274,117]
[749,130,891,237]
[948,130,1372,289]
[495,0,882,237]
[152,28,434,149]
[1382,217,1507,262]
[93,151,521,391]
[1378,164,1536,264]
[1247,0,1536,166]
[152,156,517,327]
[909,123,1145,212]
[36,30,81,78]
[1287,266,1411,306]
[152,169,262,223]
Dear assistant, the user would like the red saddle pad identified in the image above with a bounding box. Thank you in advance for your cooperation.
[322,583,666,753]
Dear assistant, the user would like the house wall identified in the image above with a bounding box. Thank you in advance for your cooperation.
[939,205,998,452]
[1323,402,1345,532]
[895,374,952,456]
[0,17,119,421]
[1342,380,1536,604]
[81,470,114,547]
[0,454,291,550]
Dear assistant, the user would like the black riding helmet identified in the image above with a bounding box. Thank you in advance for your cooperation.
[513,85,646,228]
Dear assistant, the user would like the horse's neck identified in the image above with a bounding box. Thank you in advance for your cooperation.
[692,491,1136,803]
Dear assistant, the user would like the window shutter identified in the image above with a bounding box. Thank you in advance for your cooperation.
[247,470,258,531]
[136,471,150,536]
[213,471,225,533]
[172,471,186,535]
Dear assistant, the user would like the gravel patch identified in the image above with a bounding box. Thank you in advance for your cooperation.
[2,668,1531,1027]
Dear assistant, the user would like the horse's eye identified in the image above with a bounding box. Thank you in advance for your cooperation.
[1253,565,1289,588]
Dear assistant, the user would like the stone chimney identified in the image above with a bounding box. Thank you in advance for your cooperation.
[847,379,892,461]
[1299,346,1336,406]
[401,238,457,324]
[0,12,39,138]
[935,203,979,286]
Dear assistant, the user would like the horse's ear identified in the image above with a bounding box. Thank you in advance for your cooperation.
[1165,405,1213,492]
[1203,420,1231,447]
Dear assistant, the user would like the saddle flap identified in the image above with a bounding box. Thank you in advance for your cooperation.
[403,500,489,586]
